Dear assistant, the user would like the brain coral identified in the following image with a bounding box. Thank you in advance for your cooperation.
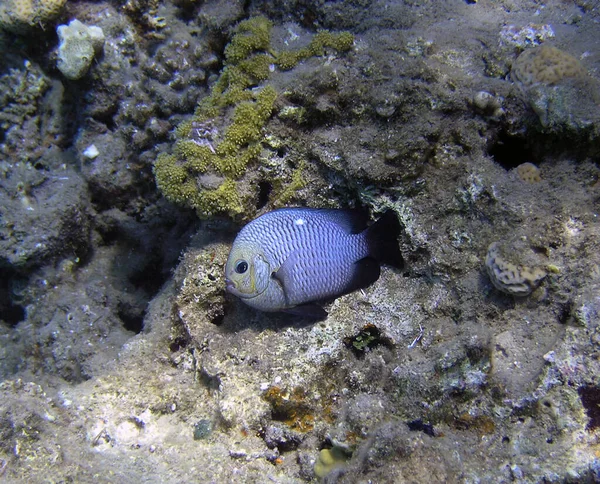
[0,0,66,33]
[511,45,586,86]
[485,242,547,296]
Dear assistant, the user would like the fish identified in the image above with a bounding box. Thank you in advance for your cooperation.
[224,208,403,319]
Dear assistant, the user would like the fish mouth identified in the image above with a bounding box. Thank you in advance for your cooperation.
[225,277,261,299]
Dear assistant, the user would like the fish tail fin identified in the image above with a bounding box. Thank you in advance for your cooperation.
[365,210,404,269]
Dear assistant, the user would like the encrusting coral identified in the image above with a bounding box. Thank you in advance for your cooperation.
[153,16,354,219]
[516,162,541,183]
[511,45,587,86]
[0,0,66,33]
[56,19,105,80]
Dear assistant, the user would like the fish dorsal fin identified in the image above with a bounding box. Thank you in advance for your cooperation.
[316,209,369,234]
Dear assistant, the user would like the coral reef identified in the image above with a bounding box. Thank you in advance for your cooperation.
[499,23,555,48]
[0,162,90,269]
[511,45,600,135]
[154,16,354,219]
[0,60,50,142]
[1,0,600,482]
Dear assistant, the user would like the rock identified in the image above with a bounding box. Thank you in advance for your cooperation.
[56,19,105,80]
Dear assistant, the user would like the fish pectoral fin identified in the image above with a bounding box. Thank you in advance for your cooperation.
[272,250,302,305]
[282,303,328,320]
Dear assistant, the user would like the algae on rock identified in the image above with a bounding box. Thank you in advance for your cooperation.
[153,16,354,220]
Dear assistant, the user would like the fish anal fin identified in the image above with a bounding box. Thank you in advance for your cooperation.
[343,257,381,295]
[283,303,328,320]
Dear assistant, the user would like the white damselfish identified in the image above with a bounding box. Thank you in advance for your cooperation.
[224,208,403,319]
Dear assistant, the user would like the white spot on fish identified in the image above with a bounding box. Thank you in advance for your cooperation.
[294,218,306,226]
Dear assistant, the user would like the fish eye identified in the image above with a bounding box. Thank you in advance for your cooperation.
[235,260,248,274]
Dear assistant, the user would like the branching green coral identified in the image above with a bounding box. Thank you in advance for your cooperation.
[275,50,307,71]
[274,161,307,205]
[237,53,272,82]
[275,31,355,70]
[309,31,354,55]
[224,16,272,64]
[154,153,244,216]
[153,153,199,206]
[160,82,276,216]
[197,179,244,217]
[173,142,211,172]
[154,16,354,219]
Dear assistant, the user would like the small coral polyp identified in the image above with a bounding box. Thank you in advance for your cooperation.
[153,16,354,220]
[516,162,541,183]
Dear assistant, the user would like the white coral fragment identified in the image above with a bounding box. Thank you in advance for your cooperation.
[56,19,105,80]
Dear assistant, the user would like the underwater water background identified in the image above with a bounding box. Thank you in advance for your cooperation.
[0,0,599,482]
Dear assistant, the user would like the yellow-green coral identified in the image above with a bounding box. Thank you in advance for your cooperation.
[153,153,244,216]
[153,154,196,206]
[196,179,244,217]
[274,161,307,205]
[224,16,273,64]
[174,141,214,173]
[157,16,278,219]
[275,50,307,71]
[314,446,351,478]
[309,30,355,55]
[237,54,273,82]
[276,31,354,70]
[220,86,277,152]
[218,142,262,177]
[0,0,66,33]
[154,15,354,219]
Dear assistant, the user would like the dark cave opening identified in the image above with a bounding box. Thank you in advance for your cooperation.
[257,181,272,209]
[128,258,168,298]
[578,385,600,430]
[0,270,26,327]
[0,298,26,327]
[487,131,534,170]
[118,305,145,334]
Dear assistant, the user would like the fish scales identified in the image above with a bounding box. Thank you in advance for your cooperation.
[224,208,402,318]
[238,210,367,302]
